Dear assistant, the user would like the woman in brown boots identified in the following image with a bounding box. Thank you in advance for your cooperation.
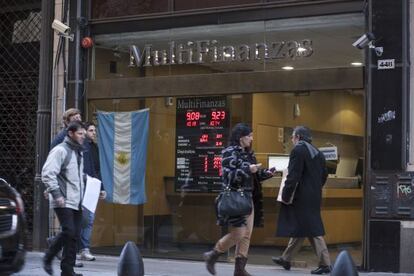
[203,123,274,276]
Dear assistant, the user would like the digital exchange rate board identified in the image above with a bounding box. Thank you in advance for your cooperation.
[175,96,229,192]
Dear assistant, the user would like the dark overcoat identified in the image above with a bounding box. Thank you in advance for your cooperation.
[276,141,328,237]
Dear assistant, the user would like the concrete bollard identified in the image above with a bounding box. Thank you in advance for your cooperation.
[331,250,358,276]
[118,241,144,276]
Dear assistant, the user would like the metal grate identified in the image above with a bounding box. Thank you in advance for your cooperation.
[0,198,11,206]
[0,0,41,243]
[0,215,13,232]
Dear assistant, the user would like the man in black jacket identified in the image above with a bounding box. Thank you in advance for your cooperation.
[51,108,82,149]
[272,126,331,275]
[79,122,105,261]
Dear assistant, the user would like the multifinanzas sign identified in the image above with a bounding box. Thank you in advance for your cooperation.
[129,39,313,67]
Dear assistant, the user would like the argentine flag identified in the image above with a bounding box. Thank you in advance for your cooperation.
[97,109,149,205]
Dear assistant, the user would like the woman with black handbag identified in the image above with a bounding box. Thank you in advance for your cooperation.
[203,123,275,276]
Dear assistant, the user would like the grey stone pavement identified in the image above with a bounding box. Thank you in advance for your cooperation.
[11,251,413,276]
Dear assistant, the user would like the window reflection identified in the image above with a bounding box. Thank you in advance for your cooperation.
[89,89,364,266]
[91,0,266,19]
[93,14,364,79]
[87,14,365,265]
[91,0,168,19]
[174,0,261,11]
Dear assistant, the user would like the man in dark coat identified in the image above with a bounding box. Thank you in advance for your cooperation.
[51,108,82,149]
[272,126,331,275]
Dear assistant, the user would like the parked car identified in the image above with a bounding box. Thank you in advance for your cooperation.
[0,178,26,275]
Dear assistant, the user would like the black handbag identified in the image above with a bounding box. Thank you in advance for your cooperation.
[216,187,252,217]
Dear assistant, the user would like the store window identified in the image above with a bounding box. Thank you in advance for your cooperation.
[93,14,363,79]
[91,0,268,19]
[88,89,364,265]
[174,0,261,11]
[88,13,365,267]
[91,0,169,19]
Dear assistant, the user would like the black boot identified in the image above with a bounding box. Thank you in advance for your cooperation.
[311,265,331,274]
[234,256,252,276]
[203,249,223,275]
[61,273,83,276]
[42,254,53,276]
[271,256,291,270]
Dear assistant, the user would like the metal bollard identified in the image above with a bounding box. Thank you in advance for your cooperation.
[331,250,358,276]
[118,241,144,276]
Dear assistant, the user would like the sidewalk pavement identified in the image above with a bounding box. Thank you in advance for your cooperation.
[12,251,412,276]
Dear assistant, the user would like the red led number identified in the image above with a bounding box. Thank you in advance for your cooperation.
[186,111,200,127]
[204,156,208,173]
[186,111,200,121]
[211,111,225,120]
[213,156,222,176]
[200,134,208,143]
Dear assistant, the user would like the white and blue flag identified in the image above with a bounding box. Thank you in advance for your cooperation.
[97,109,149,205]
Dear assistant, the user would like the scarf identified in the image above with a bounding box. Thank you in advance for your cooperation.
[297,140,318,159]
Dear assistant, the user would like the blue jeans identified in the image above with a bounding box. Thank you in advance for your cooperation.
[79,208,95,250]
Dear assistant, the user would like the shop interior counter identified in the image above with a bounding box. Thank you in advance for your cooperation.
[164,176,363,246]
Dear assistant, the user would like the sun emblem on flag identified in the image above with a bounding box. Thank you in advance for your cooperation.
[116,151,129,165]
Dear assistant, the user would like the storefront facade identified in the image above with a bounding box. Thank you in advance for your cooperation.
[36,0,412,272]
[83,0,367,268]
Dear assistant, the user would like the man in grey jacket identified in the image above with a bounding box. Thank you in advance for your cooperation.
[42,121,86,276]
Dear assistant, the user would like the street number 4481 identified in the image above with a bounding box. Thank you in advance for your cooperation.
[377,59,395,70]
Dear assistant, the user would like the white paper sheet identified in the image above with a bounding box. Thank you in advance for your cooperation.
[82,175,101,213]
[277,169,296,204]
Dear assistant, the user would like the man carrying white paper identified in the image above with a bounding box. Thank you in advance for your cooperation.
[272,126,331,275]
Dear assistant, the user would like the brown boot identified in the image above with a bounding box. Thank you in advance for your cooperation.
[203,249,222,275]
[234,256,252,276]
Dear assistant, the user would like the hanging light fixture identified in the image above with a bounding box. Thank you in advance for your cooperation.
[293,103,301,118]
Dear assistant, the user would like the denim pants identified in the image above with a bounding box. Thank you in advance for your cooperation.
[79,208,95,250]
[45,208,82,275]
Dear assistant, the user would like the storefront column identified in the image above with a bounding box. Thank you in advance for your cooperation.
[408,0,414,170]
[366,0,411,272]
[33,0,54,250]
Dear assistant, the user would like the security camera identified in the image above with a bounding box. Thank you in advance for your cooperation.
[52,19,70,34]
[352,32,375,49]
[52,19,73,41]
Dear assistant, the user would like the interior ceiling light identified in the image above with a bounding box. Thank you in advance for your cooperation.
[351,62,363,66]
[282,66,294,70]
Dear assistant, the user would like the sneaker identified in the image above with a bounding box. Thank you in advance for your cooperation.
[271,256,291,270]
[80,248,96,261]
[311,265,331,274]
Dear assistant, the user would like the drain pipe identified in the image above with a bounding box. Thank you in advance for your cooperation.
[67,0,87,111]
